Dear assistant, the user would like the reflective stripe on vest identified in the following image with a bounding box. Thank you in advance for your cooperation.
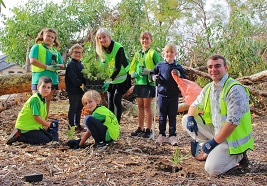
[202,77,254,154]
[104,42,127,84]
[228,132,252,148]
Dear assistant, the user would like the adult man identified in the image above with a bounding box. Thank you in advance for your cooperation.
[182,54,254,176]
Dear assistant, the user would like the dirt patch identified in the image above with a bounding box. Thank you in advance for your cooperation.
[0,99,266,185]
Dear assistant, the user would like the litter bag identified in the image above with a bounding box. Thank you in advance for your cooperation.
[171,73,202,105]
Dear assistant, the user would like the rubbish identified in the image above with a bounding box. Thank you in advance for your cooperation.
[24,174,43,182]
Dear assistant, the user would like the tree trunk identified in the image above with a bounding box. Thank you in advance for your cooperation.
[0,72,66,96]
[0,68,266,98]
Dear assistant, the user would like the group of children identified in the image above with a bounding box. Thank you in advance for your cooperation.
[6,28,186,149]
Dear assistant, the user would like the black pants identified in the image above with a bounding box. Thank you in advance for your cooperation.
[107,82,124,123]
[18,129,52,145]
[68,94,83,127]
[85,116,108,143]
[158,95,178,136]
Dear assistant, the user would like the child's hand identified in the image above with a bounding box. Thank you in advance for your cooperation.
[46,65,57,72]
[171,69,180,76]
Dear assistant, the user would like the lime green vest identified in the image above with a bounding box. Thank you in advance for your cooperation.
[15,93,47,131]
[104,42,128,84]
[32,43,59,72]
[129,49,156,85]
[202,77,254,154]
[93,106,120,140]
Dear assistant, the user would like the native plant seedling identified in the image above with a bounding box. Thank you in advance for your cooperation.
[67,125,76,140]
[169,147,190,173]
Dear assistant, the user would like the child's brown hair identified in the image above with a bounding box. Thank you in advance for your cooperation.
[140,31,152,40]
[35,28,60,49]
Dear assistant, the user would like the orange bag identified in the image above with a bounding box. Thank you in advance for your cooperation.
[172,73,202,105]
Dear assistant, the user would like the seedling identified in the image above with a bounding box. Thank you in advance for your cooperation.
[169,147,190,172]
[67,125,76,139]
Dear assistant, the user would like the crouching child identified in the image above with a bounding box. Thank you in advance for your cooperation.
[6,76,58,145]
[67,90,120,149]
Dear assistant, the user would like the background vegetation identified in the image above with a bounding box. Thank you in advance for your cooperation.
[0,0,267,79]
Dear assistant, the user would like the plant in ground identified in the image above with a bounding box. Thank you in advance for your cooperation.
[169,147,190,173]
[67,126,76,140]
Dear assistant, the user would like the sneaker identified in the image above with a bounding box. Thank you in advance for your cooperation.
[142,128,152,139]
[131,127,145,137]
[95,141,107,149]
[169,136,178,146]
[156,134,166,145]
[6,128,21,145]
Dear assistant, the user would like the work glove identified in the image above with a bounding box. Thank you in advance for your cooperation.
[202,138,219,154]
[102,80,111,93]
[53,64,60,70]
[50,120,58,129]
[66,139,81,149]
[131,72,138,78]
[140,68,151,75]
[171,69,180,76]
[48,120,59,141]
[186,116,198,136]
[46,65,57,72]
[152,75,158,82]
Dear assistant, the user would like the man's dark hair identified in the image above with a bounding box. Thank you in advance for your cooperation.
[208,54,227,66]
[38,76,52,86]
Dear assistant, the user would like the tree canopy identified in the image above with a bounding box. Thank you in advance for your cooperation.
[0,0,267,77]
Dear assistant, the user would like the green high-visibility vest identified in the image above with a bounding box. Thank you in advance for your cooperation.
[15,93,47,131]
[103,42,128,84]
[93,106,120,140]
[32,43,59,72]
[129,49,156,85]
[202,77,254,154]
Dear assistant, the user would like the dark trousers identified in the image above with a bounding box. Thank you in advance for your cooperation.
[85,116,108,143]
[68,94,83,127]
[18,129,52,145]
[158,95,178,136]
[107,83,124,123]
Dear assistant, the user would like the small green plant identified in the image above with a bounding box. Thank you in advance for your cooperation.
[169,147,190,167]
[67,125,76,140]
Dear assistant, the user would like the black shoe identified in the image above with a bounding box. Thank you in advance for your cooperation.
[6,128,21,145]
[75,125,86,133]
[239,151,249,168]
[96,141,107,149]
[131,127,145,137]
[142,128,152,139]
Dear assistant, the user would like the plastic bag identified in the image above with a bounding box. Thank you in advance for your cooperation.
[171,73,202,105]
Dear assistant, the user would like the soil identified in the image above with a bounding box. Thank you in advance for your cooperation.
[0,98,266,185]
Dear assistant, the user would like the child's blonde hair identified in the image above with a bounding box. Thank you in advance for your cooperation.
[69,43,83,54]
[95,28,111,60]
[82,90,102,105]
[140,31,152,40]
[164,43,177,53]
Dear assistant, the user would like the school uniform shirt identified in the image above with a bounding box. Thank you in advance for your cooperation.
[151,60,186,97]
[65,58,86,95]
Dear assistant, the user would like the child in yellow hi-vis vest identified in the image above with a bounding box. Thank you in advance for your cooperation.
[66,90,120,150]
